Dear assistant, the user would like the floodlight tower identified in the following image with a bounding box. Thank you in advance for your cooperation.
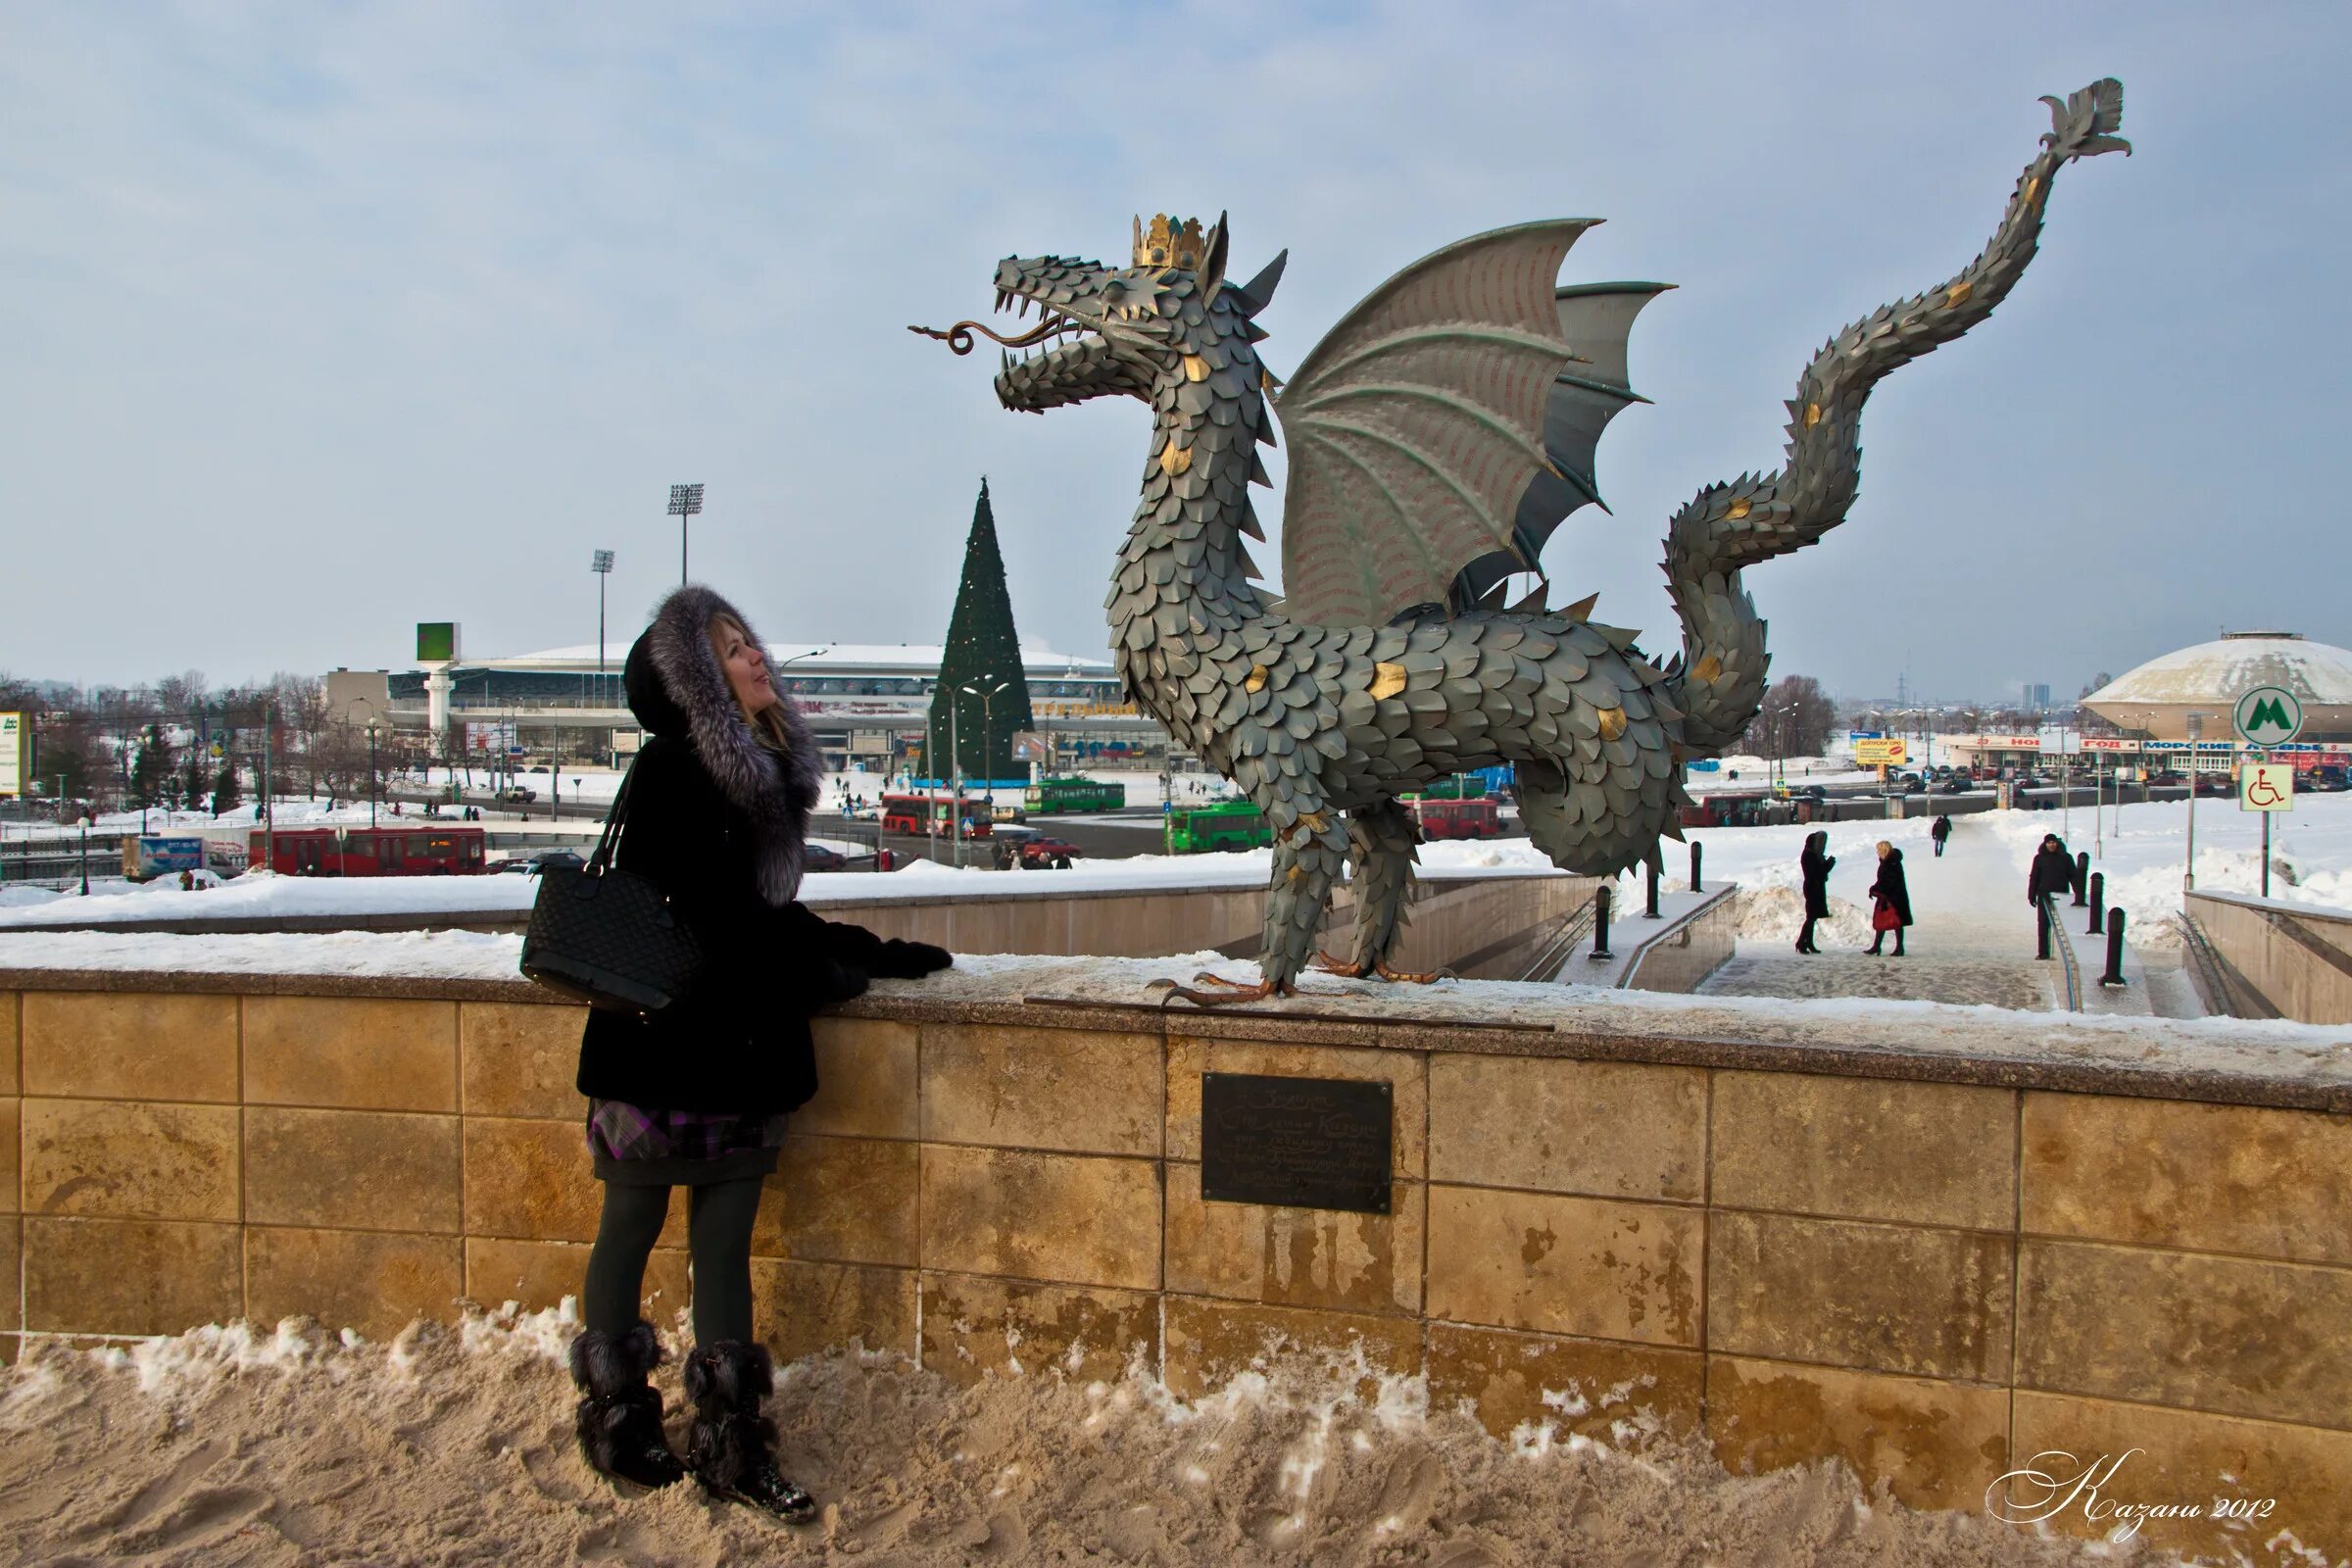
[666,484,705,585]
[591,549,615,699]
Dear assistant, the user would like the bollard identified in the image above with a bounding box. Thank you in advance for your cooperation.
[1645,859,1661,919]
[2035,897,2052,960]
[1690,841,1703,894]
[1590,883,1614,961]
[2101,908,2128,987]
[2087,873,2104,934]
[2072,852,2090,906]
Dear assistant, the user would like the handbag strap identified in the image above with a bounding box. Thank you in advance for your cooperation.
[588,756,642,875]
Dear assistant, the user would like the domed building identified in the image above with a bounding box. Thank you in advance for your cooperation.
[2082,632,2352,741]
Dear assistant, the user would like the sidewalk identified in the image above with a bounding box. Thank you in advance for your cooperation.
[1698,819,2122,1011]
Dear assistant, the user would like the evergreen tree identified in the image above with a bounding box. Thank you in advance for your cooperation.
[927,479,1035,786]
[183,747,210,816]
[129,724,173,809]
[212,748,243,814]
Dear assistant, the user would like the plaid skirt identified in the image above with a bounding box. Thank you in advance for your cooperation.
[587,1099,790,1187]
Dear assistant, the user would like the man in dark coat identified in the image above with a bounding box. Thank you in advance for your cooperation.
[1796,830,1834,954]
[1931,814,1952,857]
[2027,832,2075,958]
[1865,841,1912,956]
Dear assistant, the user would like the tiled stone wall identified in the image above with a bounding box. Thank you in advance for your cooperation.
[3,982,2348,1556]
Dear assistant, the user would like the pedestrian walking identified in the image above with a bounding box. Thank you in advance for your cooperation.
[565,586,955,1516]
[1796,830,1834,955]
[1931,814,1951,858]
[1865,841,1911,956]
[2028,832,2074,956]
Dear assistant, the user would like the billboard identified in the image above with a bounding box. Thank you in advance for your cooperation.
[1010,730,1053,762]
[0,711,21,797]
[1852,738,1909,766]
[416,622,462,663]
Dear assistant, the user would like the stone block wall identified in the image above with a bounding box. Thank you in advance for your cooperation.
[2188,888,2352,1023]
[2,978,2348,1556]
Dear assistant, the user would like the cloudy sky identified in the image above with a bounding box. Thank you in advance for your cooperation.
[4,2,2345,704]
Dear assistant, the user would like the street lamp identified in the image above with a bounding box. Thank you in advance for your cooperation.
[366,716,382,829]
[76,813,90,896]
[2184,710,2205,891]
[960,677,1010,814]
[666,483,705,586]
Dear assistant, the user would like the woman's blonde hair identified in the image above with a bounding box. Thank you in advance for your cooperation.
[709,612,794,754]
[1876,840,1893,855]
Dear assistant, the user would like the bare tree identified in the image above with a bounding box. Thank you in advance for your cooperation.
[1739,675,1838,760]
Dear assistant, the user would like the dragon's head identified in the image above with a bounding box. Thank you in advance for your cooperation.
[913,212,1285,413]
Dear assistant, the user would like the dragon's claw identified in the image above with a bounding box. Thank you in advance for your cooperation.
[1148,975,1293,1008]
[1374,959,1453,985]
[1312,950,1369,977]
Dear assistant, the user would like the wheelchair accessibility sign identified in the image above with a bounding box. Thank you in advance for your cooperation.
[2241,762,2295,813]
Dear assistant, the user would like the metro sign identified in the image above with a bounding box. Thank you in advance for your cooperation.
[2234,686,2304,748]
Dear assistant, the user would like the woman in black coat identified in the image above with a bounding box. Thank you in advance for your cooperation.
[1865,840,1913,956]
[565,586,951,1515]
[1796,830,1834,954]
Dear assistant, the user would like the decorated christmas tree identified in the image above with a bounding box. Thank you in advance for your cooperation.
[928,479,1035,786]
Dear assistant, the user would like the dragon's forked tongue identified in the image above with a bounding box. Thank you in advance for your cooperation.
[907,317,1064,355]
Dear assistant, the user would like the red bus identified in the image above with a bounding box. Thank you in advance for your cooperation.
[1409,796,1502,839]
[878,794,993,840]
[250,826,489,876]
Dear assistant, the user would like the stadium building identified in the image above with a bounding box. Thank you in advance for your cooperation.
[377,642,1153,773]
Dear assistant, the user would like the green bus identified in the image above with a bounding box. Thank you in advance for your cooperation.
[1166,800,1272,854]
[1024,776,1127,814]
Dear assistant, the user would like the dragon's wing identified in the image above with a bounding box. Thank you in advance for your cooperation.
[1451,280,1670,613]
[1273,220,1666,626]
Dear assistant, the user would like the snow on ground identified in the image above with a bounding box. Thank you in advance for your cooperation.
[0,1310,2143,1568]
[1688,790,2352,952]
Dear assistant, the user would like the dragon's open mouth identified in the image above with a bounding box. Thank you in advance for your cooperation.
[908,290,1092,359]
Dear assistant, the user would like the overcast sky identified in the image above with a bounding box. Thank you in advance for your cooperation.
[4,2,2345,705]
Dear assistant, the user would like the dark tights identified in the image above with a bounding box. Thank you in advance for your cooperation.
[582,1177,764,1344]
[1796,915,1819,952]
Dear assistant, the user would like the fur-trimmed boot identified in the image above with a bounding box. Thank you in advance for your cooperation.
[569,1321,688,1490]
[683,1341,816,1521]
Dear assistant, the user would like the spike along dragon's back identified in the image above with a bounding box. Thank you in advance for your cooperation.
[914,80,2128,1004]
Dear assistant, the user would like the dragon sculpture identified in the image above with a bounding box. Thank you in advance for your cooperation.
[915,80,2128,1004]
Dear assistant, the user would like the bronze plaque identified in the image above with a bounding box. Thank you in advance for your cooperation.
[1200,1071,1392,1214]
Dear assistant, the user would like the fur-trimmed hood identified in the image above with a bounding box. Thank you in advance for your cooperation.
[622,585,822,906]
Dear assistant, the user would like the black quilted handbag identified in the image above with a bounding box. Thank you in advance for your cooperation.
[519,760,707,1012]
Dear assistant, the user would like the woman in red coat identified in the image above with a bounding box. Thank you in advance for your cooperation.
[1865,840,1912,956]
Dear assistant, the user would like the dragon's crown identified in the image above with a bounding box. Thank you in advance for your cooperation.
[1132,214,1206,271]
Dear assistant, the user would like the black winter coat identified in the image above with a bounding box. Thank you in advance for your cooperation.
[575,586,941,1116]
[1799,832,1835,919]
[2028,842,2075,906]
[1869,849,1913,928]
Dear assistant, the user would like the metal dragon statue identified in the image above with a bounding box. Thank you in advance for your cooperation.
[915,80,2127,1004]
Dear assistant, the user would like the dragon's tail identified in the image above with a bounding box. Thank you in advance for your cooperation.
[1663,79,2128,751]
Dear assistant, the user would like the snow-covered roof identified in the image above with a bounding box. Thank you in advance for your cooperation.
[2084,632,2352,738]
[2086,633,2352,707]
[475,642,1114,675]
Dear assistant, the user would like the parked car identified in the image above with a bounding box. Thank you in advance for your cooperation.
[1015,835,1080,869]
[2306,764,2349,793]
[804,843,848,871]
[497,850,585,875]
[2194,773,2236,798]
[497,786,537,804]
[1936,775,1973,795]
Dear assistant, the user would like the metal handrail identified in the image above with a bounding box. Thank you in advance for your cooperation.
[2038,894,2082,1011]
